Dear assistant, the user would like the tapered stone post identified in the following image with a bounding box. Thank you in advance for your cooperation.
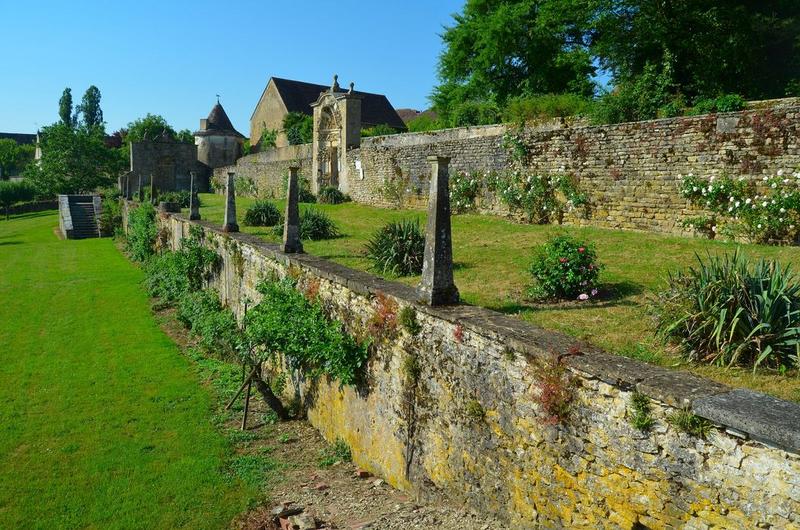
[281,166,303,253]
[149,174,158,205]
[188,171,201,220]
[222,171,239,233]
[137,174,144,202]
[417,156,459,305]
[124,174,131,200]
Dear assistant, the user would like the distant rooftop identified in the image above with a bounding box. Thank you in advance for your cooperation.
[195,102,245,138]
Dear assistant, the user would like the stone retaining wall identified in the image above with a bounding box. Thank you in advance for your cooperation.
[155,210,800,529]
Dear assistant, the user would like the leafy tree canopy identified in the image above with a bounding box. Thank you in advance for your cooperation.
[59,88,74,127]
[282,112,313,145]
[77,85,104,129]
[24,123,119,197]
[0,140,35,177]
[434,0,800,124]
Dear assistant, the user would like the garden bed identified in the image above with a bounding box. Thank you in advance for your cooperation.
[195,193,800,402]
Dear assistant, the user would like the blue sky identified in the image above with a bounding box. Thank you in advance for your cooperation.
[1,0,464,135]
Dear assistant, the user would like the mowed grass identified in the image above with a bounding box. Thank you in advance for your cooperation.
[0,211,257,529]
[198,193,800,401]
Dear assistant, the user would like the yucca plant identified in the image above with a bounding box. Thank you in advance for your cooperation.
[318,186,348,205]
[654,249,800,371]
[365,219,425,276]
[244,200,282,226]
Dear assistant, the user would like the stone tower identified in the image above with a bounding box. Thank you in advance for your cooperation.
[194,101,246,169]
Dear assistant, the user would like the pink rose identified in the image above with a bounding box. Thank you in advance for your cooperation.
[578,293,589,301]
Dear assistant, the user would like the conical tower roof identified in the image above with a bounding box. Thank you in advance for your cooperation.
[195,102,245,138]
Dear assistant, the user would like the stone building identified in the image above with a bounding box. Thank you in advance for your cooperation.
[128,131,210,194]
[249,75,406,149]
[194,101,245,168]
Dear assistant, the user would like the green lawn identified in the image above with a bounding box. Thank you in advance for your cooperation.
[197,193,800,401]
[0,211,257,529]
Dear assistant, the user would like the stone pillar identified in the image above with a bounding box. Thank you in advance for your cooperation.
[137,174,144,202]
[188,171,200,221]
[149,174,158,205]
[281,166,303,253]
[222,171,239,233]
[124,174,132,200]
[417,156,459,306]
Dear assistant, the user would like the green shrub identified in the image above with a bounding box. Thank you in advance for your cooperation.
[282,112,313,145]
[361,124,402,137]
[591,58,674,124]
[243,279,369,385]
[298,187,316,203]
[126,202,157,262]
[528,235,602,301]
[365,219,425,276]
[144,231,219,303]
[654,250,800,371]
[687,94,747,115]
[244,200,282,226]
[503,94,591,123]
[158,190,193,207]
[451,100,501,127]
[177,289,239,358]
[0,179,36,219]
[299,209,339,240]
[99,191,123,236]
[407,114,443,132]
[318,186,348,205]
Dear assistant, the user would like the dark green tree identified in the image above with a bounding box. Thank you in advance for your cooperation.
[24,123,117,197]
[58,88,74,126]
[77,85,104,129]
[0,180,35,219]
[124,114,178,143]
[593,0,800,100]
[433,0,598,124]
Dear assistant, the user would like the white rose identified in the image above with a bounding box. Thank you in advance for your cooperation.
[745,198,752,204]
[762,201,768,207]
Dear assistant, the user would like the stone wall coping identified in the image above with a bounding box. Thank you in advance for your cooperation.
[176,213,800,454]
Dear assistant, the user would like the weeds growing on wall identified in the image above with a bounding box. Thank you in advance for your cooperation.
[667,408,713,438]
[628,391,655,432]
[126,202,157,262]
[318,438,352,467]
[532,353,578,426]
[399,306,422,335]
[367,292,399,342]
[365,219,425,276]
[653,250,800,372]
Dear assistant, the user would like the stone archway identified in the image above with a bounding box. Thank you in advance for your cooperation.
[316,102,342,189]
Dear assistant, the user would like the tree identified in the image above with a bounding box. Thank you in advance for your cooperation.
[593,0,800,100]
[77,85,104,129]
[124,114,191,144]
[0,140,35,178]
[24,123,117,197]
[282,112,313,145]
[58,88,74,126]
[433,0,597,124]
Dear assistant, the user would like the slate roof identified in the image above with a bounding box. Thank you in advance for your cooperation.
[0,132,37,144]
[195,103,245,138]
[255,77,407,130]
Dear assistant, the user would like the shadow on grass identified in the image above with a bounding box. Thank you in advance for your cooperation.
[494,281,646,315]
[4,210,57,221]
[0,241,22,247]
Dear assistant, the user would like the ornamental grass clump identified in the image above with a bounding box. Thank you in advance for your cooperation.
[528,235,602,300]
[365,219,425,276]
[244,200,282,227]
[299,209,339,240]
[654,250,800,371]
[318,186,348,205]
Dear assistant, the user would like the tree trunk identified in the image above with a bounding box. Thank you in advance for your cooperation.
[252,367,291,420]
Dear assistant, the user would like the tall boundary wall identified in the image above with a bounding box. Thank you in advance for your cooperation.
[153,210,800,529]
[212,144,312,197]
[219,104,800,236]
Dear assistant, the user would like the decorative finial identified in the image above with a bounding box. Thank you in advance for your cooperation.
[332,74,340,92]
[216,94,220,104]
[348,82,354,94]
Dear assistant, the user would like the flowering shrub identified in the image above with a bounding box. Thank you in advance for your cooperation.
[528,235,602,300]
[449,170,482,213]
[488,171,587,224]
[679,171,800,243]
